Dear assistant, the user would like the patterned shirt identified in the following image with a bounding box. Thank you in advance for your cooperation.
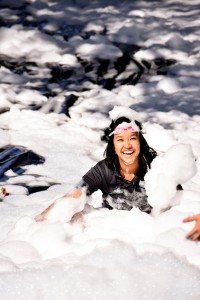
[81,159,152,213]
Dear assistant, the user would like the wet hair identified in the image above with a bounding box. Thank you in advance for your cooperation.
[101,117,157,178]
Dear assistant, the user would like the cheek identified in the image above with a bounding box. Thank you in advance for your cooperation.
[113,139,117,149]
[134,141,140,153]
[113,141,121,153]
[113,142,119,152]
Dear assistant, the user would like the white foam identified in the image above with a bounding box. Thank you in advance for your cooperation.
[0,0,200,297]
[145,144,197,211]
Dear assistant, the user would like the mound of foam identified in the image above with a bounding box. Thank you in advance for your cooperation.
[145,144,197,211]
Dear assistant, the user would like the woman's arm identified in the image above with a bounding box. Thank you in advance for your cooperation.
[183,214,200,241]
[35,188,83,222]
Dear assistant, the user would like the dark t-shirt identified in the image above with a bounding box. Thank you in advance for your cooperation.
[82,159,152,213]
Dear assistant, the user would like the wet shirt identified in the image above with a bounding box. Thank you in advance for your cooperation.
[82,159,152,213]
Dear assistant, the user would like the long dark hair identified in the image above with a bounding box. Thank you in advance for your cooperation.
[101,117,157,178]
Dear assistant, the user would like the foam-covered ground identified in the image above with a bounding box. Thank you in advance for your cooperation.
[0,0,200,298]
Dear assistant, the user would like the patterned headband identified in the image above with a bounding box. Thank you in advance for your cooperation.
[109,122,140,136]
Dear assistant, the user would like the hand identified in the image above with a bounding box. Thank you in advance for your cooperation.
[183,214,200,241]
[71,212,85,225]
[35,202,55,222]
[34,189,83,222]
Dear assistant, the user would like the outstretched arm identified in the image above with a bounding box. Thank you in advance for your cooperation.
[35,188,83,222]
[183,214,200,241]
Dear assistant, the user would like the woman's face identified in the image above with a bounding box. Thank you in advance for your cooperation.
[113,131,140,166]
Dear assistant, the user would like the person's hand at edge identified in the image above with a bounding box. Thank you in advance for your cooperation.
[183,214,200,241]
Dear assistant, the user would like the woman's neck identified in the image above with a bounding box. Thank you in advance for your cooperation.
[119,160,139,181]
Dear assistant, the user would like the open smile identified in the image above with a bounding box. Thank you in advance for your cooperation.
[122,151,134,156]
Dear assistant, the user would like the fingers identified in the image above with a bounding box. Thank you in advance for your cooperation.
[186,227,196,239]
[35,203,55,222]
[187,230,200,241]
[71,212,85,224]
[191,232,200,241]
[183,214,200,223]
[186,225,200,240]
[183,216,196,223]
[35,214,46,222]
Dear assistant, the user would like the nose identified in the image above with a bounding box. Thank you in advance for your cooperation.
[124,139,132,148]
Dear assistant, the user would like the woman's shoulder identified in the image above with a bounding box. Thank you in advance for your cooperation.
[90,158,115,179]
[95,158,113,171]
[83,158,114,185]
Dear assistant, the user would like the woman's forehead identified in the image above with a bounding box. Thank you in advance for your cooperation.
[114,131,139,137]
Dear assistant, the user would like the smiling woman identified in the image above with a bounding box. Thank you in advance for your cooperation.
[113,130,140,179]
[35,106,157,221]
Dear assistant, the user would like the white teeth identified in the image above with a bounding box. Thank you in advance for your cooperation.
[123,151,133,154]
